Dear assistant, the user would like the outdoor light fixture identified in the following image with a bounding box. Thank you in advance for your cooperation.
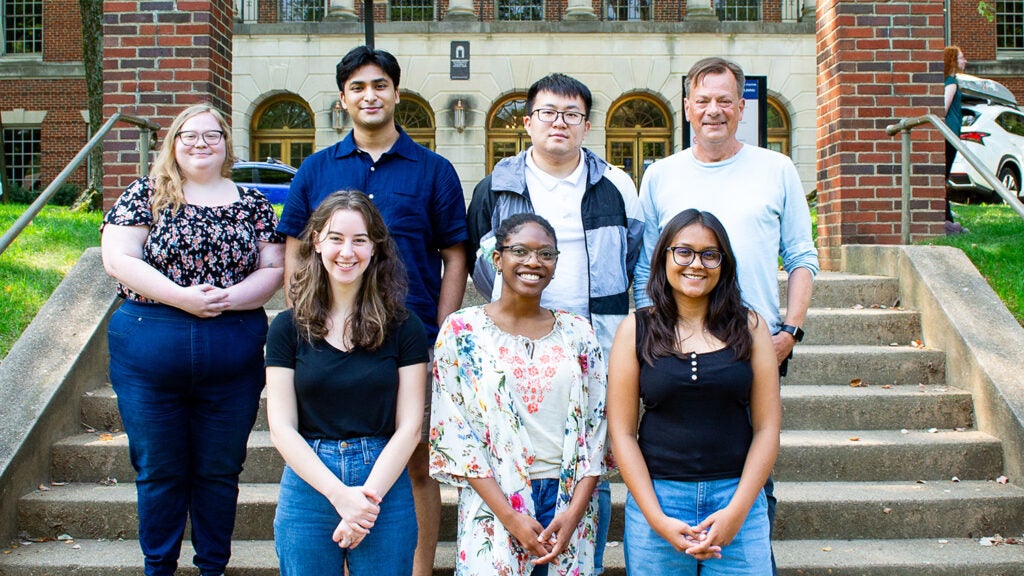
[452,99,466,133]
[330,100,345,132]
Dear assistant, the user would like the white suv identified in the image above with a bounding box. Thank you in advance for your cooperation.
[947,75,1024,203]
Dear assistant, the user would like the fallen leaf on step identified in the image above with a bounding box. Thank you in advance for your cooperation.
[71,544,81,549]
[849,378,865,387]
[852,304,865,309]
[916,479,928,484]
[98,433,114,441]
[882,507,892,514]
[979,537,994,546]
[37,484,49,492]
[910,340,923,348]
[881,385,892,389]
[56,534,73,541]
[849,437,860,442]
[997,476,1009,484]
[928,428,939,433]
[821,547,832,552]
[951,476,960,482]
[50,481,67,486]
[937,539,949,544]
[901,429,909,434]
[97,477,118,486]
[889,342,900,346]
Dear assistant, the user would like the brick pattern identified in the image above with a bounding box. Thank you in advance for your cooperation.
[101,1,234,208]
[815,0,946,270]
[763,0,780,22]
[2,79,90,189]
[950,0,995,61]
[259,0,279,22]
[43,1,85,62]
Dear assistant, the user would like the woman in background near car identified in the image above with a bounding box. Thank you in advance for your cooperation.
[101,103,285,576]
[266,191,425,576]
[430,213,607,576]
[945,45,968,233]
[607,209,780,575]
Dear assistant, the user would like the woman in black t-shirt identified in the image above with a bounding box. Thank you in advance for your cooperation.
[607,209,780,576]
[266,191,426,576]
[101,103,284,576]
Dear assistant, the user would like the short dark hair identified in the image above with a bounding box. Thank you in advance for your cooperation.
[685,57,746,99]
[526,73,593,118]
[336,45,401,92]
[494,213,558,249]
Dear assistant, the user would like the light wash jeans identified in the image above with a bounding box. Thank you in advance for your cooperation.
[274,437,417,576]
[624,477,771,576]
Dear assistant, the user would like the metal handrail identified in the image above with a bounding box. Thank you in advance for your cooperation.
[0,112,160,257]
[886,113,1024,244]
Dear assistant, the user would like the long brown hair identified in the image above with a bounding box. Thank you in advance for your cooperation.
[290,191,408,350]
[944,46,963,77]
[149,104,236,221]
[641,209,753,365]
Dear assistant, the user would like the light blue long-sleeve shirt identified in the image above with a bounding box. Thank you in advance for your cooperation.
[634,144,819,332]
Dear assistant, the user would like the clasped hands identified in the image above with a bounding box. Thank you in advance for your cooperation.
[506,509,582,567]
[655,506,746,561]
[330,485,382,549]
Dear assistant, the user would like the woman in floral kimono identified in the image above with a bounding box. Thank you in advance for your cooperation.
[430,213,608,576]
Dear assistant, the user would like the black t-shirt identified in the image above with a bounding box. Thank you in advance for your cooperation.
[635,309,754,481]
[266,309,428,440]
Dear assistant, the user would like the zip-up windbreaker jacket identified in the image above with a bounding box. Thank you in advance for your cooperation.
[466,148,644,359]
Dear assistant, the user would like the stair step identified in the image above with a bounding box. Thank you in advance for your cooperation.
[774,429,1002,481]
[786,345,946,386]
[799,308,921,346]
[81,384,270,433]
[783,273,900,310]
[21,477,1024,543]
[774,480,1024,540]
[781,384,973,430]
[6,537,1023,576]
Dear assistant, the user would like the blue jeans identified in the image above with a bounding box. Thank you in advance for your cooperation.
[624,478,771,576]
[108,301,267,576]
[595,480,611,575]
[274,437,417,576]
[529,478,559,576]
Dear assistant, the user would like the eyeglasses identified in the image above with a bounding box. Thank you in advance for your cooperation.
[176,130,225,146]
[666,246,724,269]
[530,109,586,126]
[498,244,560,263]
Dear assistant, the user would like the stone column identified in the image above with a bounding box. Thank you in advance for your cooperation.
[815,0,946,269]
[328,0,358,21]
[685,0,716,20]
[445,0,477,21]
[564,0,598,20]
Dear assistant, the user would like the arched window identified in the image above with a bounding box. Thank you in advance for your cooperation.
[487,94,529,172]
[250,96,315,168]
[395,94,436,150]
[605,94,672,190]
[767,98,791,157]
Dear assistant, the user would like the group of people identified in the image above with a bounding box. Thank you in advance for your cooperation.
[100,45,818,576]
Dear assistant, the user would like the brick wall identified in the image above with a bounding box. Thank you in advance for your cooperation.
[259,0,279,22]
[763,0,780,22]
[1,79,90,189]
[101,0,234,208]
[950,0,994,61]
[43,1,85,62]
[816,0,946,270]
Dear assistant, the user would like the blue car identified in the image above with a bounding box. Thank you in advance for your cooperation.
[231,158,297,205]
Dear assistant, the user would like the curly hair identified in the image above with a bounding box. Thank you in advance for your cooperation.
[944,46,963,77]
[290,191,409,350]
[641,209,754,365]
[149,104,236,222]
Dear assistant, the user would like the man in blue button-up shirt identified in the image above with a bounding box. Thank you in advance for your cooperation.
[278,45,468,576]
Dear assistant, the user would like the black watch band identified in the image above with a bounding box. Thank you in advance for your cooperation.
[779,324,805,342]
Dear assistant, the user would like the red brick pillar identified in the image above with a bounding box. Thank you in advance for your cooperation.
[815,0,946,270]
[101,1,234,208]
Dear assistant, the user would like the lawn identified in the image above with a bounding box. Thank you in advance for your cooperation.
[0,204,103,358]
[918,202,1024,325]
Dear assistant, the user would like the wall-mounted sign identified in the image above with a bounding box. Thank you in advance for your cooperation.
[451,41,470,80]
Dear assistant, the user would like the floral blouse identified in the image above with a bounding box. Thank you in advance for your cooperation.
[102,177,284,302]
[429,306,608,576]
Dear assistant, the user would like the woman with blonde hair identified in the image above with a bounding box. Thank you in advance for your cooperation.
[101,103,284,576]
[267,190,425,575]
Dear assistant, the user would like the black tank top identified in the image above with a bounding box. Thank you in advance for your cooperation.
[635,309,754,481]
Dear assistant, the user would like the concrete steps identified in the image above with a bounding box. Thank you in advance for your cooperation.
[5,271,1024,576]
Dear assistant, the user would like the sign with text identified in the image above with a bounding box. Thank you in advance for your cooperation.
[450,41,470,80]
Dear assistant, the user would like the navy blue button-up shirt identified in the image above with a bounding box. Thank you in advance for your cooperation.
[278,128,467,339]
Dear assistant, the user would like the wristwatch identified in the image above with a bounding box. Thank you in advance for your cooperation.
[779,324,805,342]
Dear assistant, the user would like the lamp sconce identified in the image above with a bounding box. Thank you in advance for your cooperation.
[452,99,467,133]
[330,100,345,132]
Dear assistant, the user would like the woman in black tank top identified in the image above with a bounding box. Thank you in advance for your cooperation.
[607,209,780,575]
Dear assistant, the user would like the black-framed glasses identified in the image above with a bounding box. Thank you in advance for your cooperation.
[531,109,586,126]
[176,130,225,146]
[666,246,724,269]
[498,244,560,263]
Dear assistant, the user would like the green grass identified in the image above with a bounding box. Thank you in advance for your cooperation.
[0,204,103,358]
[917,202,1024,325]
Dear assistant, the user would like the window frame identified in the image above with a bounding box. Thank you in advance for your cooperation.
[2,0,44,56]
[3,125,42,191]
[496,0,544,21]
